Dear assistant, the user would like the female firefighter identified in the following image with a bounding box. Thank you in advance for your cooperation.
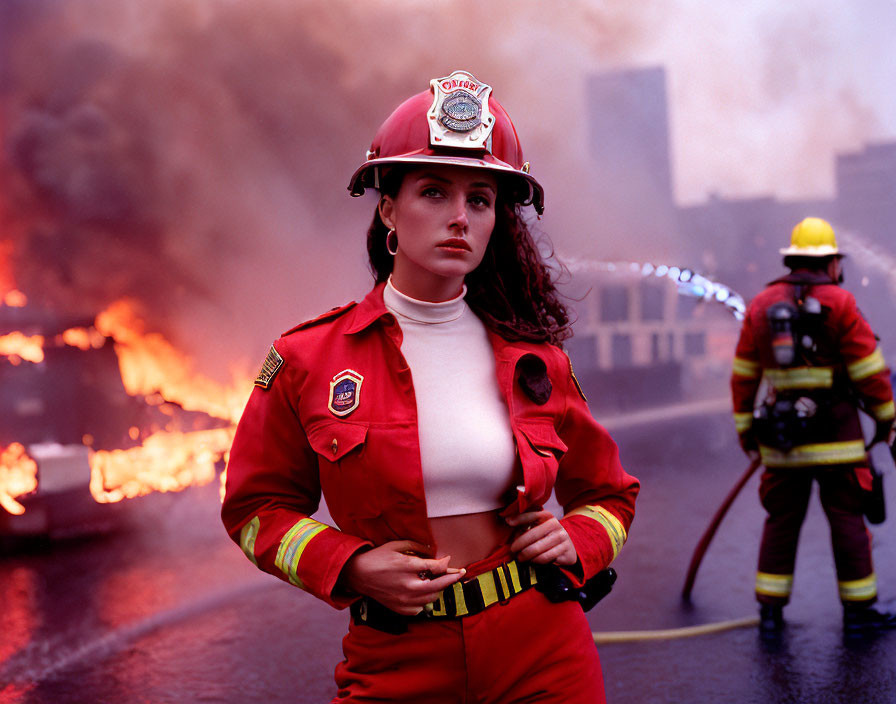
[221,70,639,703]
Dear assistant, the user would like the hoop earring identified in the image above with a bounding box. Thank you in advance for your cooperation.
[386,228,398,256]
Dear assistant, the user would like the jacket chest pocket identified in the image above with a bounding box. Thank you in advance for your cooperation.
[306,420,381,519]
[516,420,568,502]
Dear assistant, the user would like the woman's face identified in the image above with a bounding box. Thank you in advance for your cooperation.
[379,165,497,302]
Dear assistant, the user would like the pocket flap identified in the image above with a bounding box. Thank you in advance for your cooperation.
[517,420,568,457]
[306,420,368,461]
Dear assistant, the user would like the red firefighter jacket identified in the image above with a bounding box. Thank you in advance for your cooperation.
[222,283,639,609]
[731,271,894,468]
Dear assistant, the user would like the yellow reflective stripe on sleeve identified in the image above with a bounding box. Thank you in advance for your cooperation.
[847,348,886,381]
[732,357,760,378]
[274,518,328,588]
[760,440,867,467]
[763,367,833,390]
[734,412,753,433]
[756,572,793,597]
[839,574,877,602]
[239,516,260,566]
[871,400,895,422]
[566,504,627,561]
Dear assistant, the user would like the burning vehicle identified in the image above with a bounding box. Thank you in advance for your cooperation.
[0,295,246,540]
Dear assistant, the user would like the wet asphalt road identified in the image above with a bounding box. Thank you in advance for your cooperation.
[1,406,895,704]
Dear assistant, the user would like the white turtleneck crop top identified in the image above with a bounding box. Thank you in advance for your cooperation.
[383,278,518,517]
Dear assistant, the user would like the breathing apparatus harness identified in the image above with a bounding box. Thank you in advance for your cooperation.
[753,277,834,452]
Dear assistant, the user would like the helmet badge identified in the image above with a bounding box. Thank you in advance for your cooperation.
[427,70,495,150]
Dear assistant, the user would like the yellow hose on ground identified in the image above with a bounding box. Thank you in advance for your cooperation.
[593,616,760,643]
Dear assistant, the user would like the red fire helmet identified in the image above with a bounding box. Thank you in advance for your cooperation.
[348,70,545,214]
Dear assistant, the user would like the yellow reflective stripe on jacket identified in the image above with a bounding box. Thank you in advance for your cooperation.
[847,348,886,381]
[871,400,895,422]
[839,574,877,602]
[734,412,753,433]
[756,571,793,597]
[760,440,867,468]
[239,516,261,566]
[275,518,328,588]
[732,357,760,378]
[763,366,833,390]
[566,505,627,561]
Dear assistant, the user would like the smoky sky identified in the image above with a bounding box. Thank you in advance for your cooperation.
[1,0,893,377]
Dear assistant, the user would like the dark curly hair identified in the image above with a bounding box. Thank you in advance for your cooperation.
[366,168,571,346]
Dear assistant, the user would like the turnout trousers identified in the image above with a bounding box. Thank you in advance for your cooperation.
[332,550,605,704]
[755,465,876,607]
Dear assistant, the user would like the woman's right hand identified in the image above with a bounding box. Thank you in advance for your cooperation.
[340,540,466,615]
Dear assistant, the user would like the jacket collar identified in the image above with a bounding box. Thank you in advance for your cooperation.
[345,283,552,368]
[345,282,391,334]
[769,270,838,287]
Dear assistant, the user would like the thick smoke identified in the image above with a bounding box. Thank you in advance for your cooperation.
[0,0,654,376]
[1,0,893,378]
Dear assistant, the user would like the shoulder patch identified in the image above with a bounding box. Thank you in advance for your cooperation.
[566,354,587,402]
[281,301,358,337]
[254,345,284,389]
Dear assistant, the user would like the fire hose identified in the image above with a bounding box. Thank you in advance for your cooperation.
[681,456,763,601]
[586,457,763,643]
[592,615,759,644]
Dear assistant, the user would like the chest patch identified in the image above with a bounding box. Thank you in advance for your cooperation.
[328,369,364,417]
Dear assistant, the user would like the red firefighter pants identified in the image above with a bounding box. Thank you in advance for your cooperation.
[332,587,604,703]
[756,466,875,606]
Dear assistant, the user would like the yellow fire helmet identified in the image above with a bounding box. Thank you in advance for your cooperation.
[779,217,841,257]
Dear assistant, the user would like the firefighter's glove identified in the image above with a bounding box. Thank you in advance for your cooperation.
[739,429,758,455]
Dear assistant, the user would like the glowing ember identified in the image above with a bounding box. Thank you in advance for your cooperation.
[0,444,39,515]
[95,299,250,423]
[89,428,234,504]
[3,289,27,307]
[0,332,45,364]
[59,326,106,350]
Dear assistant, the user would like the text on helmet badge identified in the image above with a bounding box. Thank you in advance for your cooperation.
[440,91,482,132]
[427,70,495,150]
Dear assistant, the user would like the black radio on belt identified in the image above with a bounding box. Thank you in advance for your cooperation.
[534,566,617,612]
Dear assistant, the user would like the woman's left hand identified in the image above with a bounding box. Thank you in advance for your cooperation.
[506,509,577,566]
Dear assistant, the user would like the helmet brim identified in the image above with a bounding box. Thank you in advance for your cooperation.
[779,245,842,257]
[348,153,545,215]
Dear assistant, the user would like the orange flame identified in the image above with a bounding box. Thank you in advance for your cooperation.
[3,289,27,307]
[0,332,45,364]
[2,298,252,514]
[95,300,250,423]
[0,239,21,305]
[88,428,234,503]
[0,443,39,515]
[59,326,106,350]
[84,299,250,506]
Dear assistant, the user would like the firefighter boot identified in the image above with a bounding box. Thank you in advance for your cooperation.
[843,604,896,636]
[759,604,784,634]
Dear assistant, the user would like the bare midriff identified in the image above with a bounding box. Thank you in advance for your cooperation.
[428,509,515,568]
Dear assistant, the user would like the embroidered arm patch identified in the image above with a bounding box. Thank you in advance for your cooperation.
[254,345,284,389]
